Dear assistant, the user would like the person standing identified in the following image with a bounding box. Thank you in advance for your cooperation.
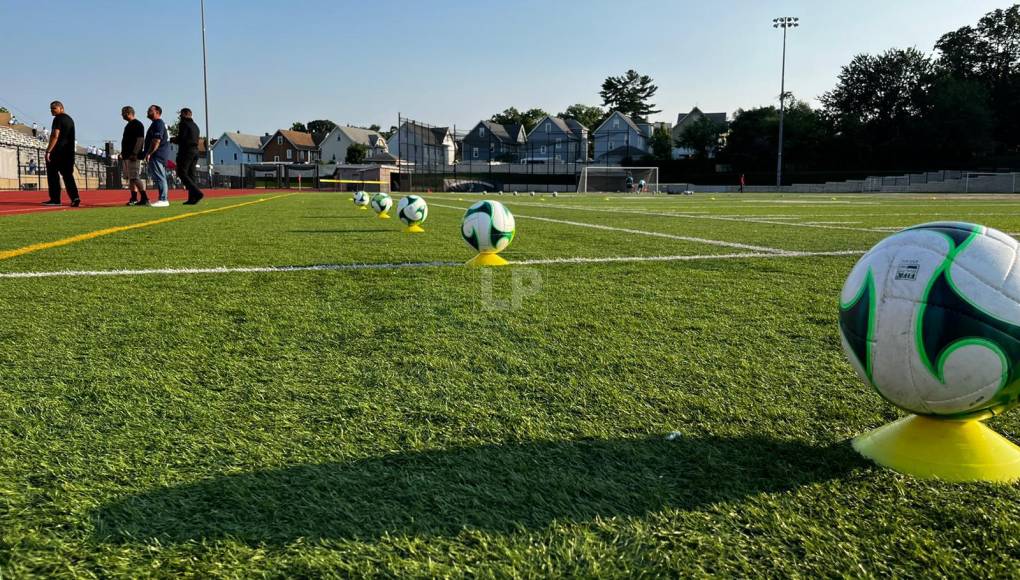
[32,122,38,137]
[120,106,148,206]
[42,101,80,207]
[739,173,746,193]
[171,108,204,205]
[143,104,170,207]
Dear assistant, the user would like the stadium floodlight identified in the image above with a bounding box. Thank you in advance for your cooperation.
[773,16,800,188]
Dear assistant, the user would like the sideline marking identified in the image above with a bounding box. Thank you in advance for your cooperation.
[0,194,293,262]
[430,203,790,254]
[0,250,864,279]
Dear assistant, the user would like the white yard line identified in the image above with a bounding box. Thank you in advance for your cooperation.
[429,202,790,254]
[0,250,865,280]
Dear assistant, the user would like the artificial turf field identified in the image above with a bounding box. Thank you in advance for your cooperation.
[1,191,1020,577]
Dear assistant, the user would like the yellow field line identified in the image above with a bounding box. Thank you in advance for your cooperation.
[0,193,294,262]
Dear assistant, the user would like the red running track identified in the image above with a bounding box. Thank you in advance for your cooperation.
[0,188,266,217]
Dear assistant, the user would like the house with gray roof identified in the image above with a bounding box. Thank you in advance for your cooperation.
[462,121,527,162]
[592,111,657,164]
[524,116,589,163]
[211,131,264,166]
[320,125,388,164]
[672,107,727,159]
[388,121,455,166]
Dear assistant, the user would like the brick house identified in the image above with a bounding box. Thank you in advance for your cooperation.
[261,129,320,163]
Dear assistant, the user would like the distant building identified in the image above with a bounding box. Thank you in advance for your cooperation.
[672,107,727,159]
[592,111,656,164]
[261,129,320,163]
[461,121,527,162]
[524,116,588,163]
[320,126,388,164]
[211,132,264,165]
[388,121,455,166]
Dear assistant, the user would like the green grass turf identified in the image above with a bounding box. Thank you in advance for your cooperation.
[1,191,1020,576]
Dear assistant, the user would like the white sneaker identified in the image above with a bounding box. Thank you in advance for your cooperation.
[149,200,170,207]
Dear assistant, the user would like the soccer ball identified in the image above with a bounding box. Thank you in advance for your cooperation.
[370,193,392,214]
[839,222,1020,419]
[530,192,535,197]
[396,195,428,226]
[353,191,369,206]
[513,191,518,196]
[461,200,515,253]
[552,192,558,197]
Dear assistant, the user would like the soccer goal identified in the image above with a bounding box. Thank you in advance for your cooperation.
[578,166,659,194]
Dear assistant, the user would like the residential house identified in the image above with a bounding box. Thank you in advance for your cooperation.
[210,131,264,166]
[168,137,210,172]
[261,129,320,163]
[320,125,388,164]
[388,121,455,166]
[461,121,527,162]
[524,116,588,163]
[592,111,657,164]
[672,107,727,159]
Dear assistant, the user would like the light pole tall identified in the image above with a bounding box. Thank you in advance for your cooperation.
[201,0,213,179]
[773,16,798,188]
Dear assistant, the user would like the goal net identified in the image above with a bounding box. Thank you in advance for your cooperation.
[579,166,659,193]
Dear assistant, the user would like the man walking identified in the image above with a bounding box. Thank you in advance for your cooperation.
[120,106,147,205]
[43,101,80,207]
[171,108,204,205]
[143,104,170,207]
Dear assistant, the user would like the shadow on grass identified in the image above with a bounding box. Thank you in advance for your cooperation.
[92,436,866,545]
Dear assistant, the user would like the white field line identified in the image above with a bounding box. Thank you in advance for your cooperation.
[428,202,790,254]
[0,251,865,279]
[431,197,885,233]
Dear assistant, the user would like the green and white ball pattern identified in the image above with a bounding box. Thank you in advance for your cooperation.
[461,200,515,253]
[839,222,1020,419]
[396,195,428,226]
[370,193,392,214]
[353,191,369,206]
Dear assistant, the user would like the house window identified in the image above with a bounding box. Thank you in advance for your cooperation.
[276,136,283,145]
[287,149,293,160]
[233,153,237,160]
[613,119,620,129]
[274,155,279,162]
[479,127,485,137]
[540,145,546,154]
[609,141,615,150]
[545,123,550,134]
[472,147,478,159]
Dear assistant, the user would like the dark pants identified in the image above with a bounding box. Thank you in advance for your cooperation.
[46,156,79,203]
[177,153,204,200]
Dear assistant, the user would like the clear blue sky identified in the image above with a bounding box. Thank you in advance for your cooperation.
[0,0,1007,145]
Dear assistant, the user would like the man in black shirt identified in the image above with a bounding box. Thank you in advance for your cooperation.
[120,106,148,205]
[43,101,80,207]
[171,108,205,205]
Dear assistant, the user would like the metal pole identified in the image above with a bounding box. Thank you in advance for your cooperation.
[776,24,787,188]
[201,0,213,182]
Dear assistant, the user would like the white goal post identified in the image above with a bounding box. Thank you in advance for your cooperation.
[578,166,660,194]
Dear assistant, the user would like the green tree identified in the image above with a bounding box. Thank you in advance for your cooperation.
[558,104,606,130]
[935,5,1020,150]
[675,116,727,159]
[345,143,368,164]
[490,107,549,133]
[915,75,995,163]
[725,100,829,171]
[600,69,660,122]
[306,119,337,140]
[290,122,307,132]
[369,124,381,132]
[649,125,673,161]
[0,107,8,113]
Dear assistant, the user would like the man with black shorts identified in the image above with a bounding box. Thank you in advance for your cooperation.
[43,101,80,207]
[171,108,205,205]
[120,106,147,205]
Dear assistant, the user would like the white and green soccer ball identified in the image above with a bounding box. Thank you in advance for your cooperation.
[370,193,392,214]
[396,195,428,226]
[461,200,515,254]
[839,222,1020,420]
[353,191,369,206]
